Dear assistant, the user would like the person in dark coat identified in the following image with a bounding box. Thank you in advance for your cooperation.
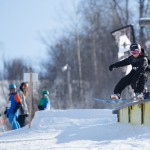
[109,43,150,100]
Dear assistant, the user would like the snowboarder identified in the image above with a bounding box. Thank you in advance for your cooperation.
[17,82,29,128]
[4,84,21,130]
[109,43,150,100]
[38,90,50,110]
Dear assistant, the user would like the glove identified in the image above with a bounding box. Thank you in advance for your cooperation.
[4,108,8,118]
[14,107,18,113]
[24,114,29,117]
[4,108,7,115]
[38,105,44,110]
[109,64,116,71]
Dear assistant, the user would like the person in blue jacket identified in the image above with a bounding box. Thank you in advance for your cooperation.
[4,84,21,130]
[38,90,50,110]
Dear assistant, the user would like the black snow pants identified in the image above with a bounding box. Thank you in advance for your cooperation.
[17,115,27,127]
[114,70,148,95]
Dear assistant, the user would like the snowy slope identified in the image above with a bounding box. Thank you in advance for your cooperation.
[1,109,150,150]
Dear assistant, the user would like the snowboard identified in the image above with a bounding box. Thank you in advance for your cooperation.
[94,98,133,104]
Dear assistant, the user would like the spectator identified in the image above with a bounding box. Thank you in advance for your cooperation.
[4,84,21,130]
[38,90,50,110]
[17,82,29,127]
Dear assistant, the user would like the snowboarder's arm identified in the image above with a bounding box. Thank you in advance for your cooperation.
[113,57,131,68]
[109,57,131,71]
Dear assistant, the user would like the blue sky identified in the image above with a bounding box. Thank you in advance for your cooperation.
[0,0,81,70]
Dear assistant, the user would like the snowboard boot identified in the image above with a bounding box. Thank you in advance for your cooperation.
[110,94,120,100]
[136,93,144,100]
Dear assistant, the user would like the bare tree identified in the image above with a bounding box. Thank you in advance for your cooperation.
[139,0,145,46]
[3,58,29,80]
[111,0,130,26]
[138,0,150,47]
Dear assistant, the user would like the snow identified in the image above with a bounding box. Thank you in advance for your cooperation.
[1,109,150,149]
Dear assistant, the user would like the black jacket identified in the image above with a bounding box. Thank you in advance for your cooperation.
[113,48,149,83]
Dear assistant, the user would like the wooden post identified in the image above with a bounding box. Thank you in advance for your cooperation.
[76,32,84,101]
[29,71,33,128]
[67,66,72,107]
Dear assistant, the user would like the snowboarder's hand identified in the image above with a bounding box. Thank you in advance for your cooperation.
[109,64,115,71]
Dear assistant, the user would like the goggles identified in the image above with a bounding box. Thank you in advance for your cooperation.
[130,49,140,55]
[10,88,16,93]
[43,94,48,97]
[10,88,15,91]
